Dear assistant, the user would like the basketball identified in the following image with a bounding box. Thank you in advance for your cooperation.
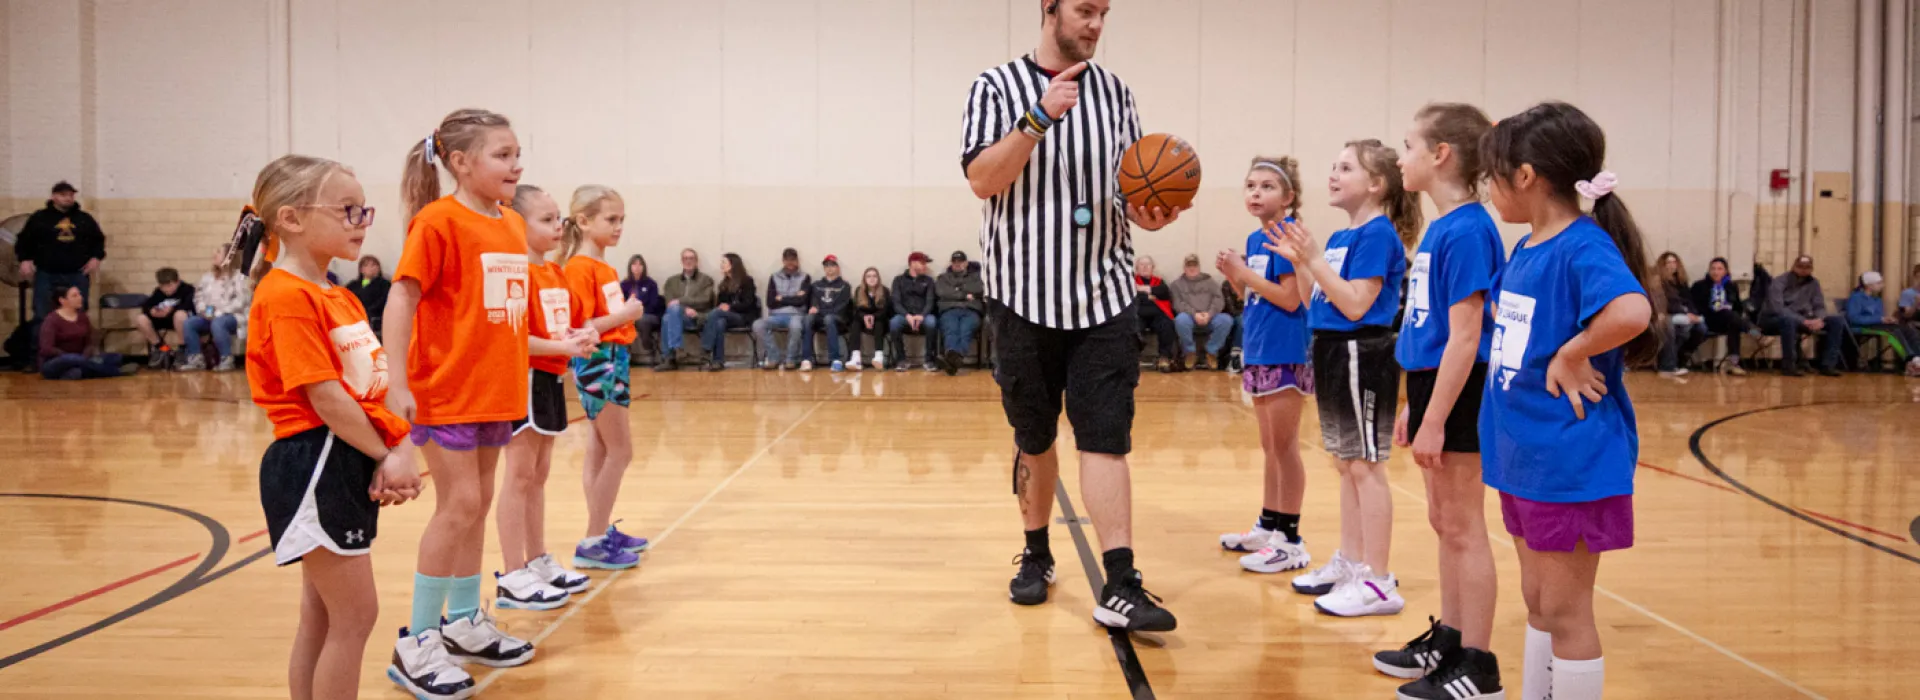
[1118,133,1203,211]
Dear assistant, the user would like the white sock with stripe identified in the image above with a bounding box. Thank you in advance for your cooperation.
[1522,625,1553,700]
[1550,656,1604,699]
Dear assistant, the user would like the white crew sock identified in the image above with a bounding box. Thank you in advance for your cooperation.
[580,535,606,548]
[1551,656,1605,699]
[1522,625,1554,700]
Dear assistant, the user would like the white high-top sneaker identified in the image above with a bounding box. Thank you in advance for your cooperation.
[1290,550,1354,595]
[387,627,476,699]
[441,610,535,668]
[530,553,590,594]
[494,567,569,611]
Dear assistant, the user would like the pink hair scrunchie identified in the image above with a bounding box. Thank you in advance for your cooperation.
[1575,171,1618,200]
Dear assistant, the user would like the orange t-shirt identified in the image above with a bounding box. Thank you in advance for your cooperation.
[394,197,531,424]
[246,269,410,447]
[563,255,636,345]
[527,260,583,376]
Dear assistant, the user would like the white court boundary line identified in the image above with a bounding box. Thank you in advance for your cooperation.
[471,389,838,694]
[1201,386,1826,699]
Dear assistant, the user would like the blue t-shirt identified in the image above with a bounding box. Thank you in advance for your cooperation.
[1396,203,1505,370]
[1479,217,1645,503]
[1241,222,1309,365]
[1900,287,1918,311]
[1307,216,1407,331]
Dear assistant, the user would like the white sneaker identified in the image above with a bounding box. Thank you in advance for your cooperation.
[387,627,475,699]
[1239,534,1312,574]
[1291,550,1354,595]
[530,553,590,594]
[494,567,569,611]
[441,611,534,668]
[801,360,813,372]
[1313,565,1405,617]
[850,351,863,369]
[1219,524,1275,552]
[177,354,207,372]
[872,351,886,370]
[212,356,238,372]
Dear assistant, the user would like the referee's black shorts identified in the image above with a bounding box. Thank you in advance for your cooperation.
[989,300,1141,456]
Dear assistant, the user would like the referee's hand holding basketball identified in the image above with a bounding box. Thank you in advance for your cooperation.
[1041,62,1089,119]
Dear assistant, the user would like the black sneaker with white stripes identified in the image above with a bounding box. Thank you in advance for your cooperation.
[1009,548,1055,605]
[1092,570,1177,632]
[1375,616,1460,678]
[1397,646,1504,700]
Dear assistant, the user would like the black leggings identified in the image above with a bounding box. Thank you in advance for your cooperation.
[1138,305,1178,357]
[1701,309,1746,357]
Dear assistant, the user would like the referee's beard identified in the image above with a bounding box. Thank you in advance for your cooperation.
[1050,24,1097,63]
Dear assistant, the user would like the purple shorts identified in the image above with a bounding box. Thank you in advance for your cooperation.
[409,421,515,451]
[1243,363,1314,397]
[1501,492,1634,553]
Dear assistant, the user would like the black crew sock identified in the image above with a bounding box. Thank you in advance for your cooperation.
[1258,509,1282,531]
[1274,512,1302,544]
[1101,547,1135,585]
[1024,527,1051,559]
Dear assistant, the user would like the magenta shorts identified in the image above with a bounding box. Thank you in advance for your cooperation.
[1500,492,1634,553]
[1243,363,1314,397]
[409,421,515,451]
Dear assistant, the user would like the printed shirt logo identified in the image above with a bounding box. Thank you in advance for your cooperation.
[1247,254,1271,307]
[1490,291,1536,391]
[481,252,530,331]
[1406,252,1432,329]
[55,218,76,243]
[1311,247,1348,304]
[539,288,572,341]
[328,320,389,401]
[600,281,624,317]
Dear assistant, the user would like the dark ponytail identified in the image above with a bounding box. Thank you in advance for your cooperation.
[1483,101,1663,366]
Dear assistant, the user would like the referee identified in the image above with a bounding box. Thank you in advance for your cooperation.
[962,0,1184,633]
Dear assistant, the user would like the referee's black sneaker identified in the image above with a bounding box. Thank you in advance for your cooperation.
[1395,647,1504,700]
[1009,548,1055,605]
[1093,570,1177,632]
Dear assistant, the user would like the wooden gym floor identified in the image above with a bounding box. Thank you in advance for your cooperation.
[0,365,1915,699]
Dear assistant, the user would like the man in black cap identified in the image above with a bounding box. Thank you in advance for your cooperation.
[935,250,986,375]
[16,181,107,319]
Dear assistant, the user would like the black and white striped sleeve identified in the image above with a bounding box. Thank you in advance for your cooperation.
[960,77,1006,174]
[1120,83,1143,153]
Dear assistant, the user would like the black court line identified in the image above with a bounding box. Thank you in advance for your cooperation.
[1689,402,1920,567]
[1052,481,1154,700]
[0,493,269,670]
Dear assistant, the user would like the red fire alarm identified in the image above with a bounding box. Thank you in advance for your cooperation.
[1770,169,1791,192]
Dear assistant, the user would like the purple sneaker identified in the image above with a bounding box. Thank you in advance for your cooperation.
[604,521,651,553]
[572,540,638,570]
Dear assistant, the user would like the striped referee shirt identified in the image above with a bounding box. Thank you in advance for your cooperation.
[961,55,1142,331]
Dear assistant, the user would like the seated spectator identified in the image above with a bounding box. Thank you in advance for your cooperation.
[851,266,891,370]
[1219,276,1245,372]
[350,255,390,335]
[701,253,759,372]
[890,252,940,372]
[805,255,853,371]
[934,250,985,375]
[181,243,250,372]
[1654,252,1707,378]
[657,248,717,371]
[38,285,135,379]
[1899,264,1920,325]
[1689,257,1750,375]
[1761,255,1846,377]
[621,254,665,363]
[1846,271,1920,375]
[135,267,195,368]
[754,248,812,370]
[1133,256,1180,373]
[1170,253,1232,370]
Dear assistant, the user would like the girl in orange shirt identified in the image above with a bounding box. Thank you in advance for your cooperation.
[559,185,651,568]
[494,184,597,610]
[243,155,424,700]
[384,108,534,697]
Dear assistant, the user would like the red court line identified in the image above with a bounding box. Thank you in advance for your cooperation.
[1640,461,1909,543]
[238,529,268,543]
[0,553,202,633]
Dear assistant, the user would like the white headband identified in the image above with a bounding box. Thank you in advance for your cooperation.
[1254,161,1293,190]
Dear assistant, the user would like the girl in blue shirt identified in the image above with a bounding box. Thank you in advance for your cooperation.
[1266,139,1418,619]
[1480,102,1657,700]
[1375,103,1508,699]
[1214,156,1315,576]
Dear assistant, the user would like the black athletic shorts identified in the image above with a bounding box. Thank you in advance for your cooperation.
[989,300,1141,456]
[260,427,380,566]
[1311,327,1399,463]
[511,369,568,436]
[1404,363,1487,454]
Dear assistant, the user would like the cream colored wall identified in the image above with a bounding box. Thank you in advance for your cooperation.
[0,0,1887,299]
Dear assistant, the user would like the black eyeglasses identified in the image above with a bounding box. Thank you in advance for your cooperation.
[297,204,376,227]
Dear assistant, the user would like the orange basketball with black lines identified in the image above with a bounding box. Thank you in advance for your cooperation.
[1118,133,1202,211]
